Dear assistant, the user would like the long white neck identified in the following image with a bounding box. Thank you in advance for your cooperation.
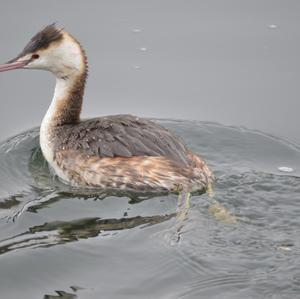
[42,76,81,127]
[40,60,87,165]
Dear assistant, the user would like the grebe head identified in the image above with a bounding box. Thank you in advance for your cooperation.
[0,24,86,79]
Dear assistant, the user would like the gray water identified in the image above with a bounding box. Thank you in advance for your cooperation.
[1,1,300,298]
[0,120,299,299]
[0,0,300,143]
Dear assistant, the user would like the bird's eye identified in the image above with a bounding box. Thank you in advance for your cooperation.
[31,54,40,60]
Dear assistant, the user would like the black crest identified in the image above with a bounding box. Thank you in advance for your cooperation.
[18,24,63,58]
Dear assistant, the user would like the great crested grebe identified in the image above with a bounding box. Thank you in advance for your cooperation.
[0,24,213,192]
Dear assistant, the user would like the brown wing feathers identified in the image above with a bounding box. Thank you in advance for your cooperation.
[54,115,189,166]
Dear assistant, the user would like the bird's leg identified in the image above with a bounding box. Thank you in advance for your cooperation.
[206,182,236,224]
[207,182,214,198]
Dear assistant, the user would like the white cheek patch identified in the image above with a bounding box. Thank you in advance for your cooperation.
[26,33,83,77]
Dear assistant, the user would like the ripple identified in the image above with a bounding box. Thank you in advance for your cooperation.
[0,120,300,298]
[180,273,251,298]
[0,214,174,255]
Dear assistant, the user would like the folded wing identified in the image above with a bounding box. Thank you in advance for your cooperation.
[55,115,189,166]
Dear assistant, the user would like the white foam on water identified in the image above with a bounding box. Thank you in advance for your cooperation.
[278,166,294,172]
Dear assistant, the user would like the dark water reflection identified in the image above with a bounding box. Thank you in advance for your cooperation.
[0,214,174,256]
[0,120,300,299]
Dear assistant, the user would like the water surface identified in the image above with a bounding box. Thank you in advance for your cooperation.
[0,120,299,299]
[1,0,300,143]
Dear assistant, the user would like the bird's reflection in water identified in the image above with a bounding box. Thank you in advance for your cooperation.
[43,289,77,299]
[0,144,200,252]
[1,146,171,220]
[0,194,24,209]
[43,286,85,298]
[0,213,175,256]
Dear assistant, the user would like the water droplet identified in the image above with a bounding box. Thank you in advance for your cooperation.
[139,47,147,52]
[131,28,142,33]
[132,65,141,70]
[278,166,294,173]
[268,24,278,29]
[278,246,292,251]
